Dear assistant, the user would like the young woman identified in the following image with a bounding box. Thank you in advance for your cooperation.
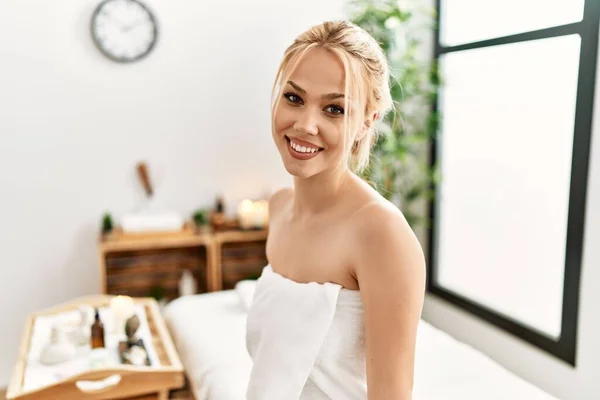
[245,20,426,400]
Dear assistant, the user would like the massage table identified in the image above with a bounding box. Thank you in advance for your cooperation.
[164,289,559,400]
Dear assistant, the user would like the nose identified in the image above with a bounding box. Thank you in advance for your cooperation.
[293,108,319,136]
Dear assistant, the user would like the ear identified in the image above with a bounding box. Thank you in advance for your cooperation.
[356,112,379,142]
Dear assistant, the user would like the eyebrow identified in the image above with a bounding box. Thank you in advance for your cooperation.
[287,80,345,100]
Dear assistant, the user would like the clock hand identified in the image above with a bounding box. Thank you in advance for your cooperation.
[123,19,146,32]
[108,13,134,31]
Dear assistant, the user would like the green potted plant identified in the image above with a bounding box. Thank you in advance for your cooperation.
[347,0,441,229]
[192,208,210,232]
[101,212,114,235]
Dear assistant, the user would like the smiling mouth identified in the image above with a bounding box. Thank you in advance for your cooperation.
[284,135,324,161]
[285,136,324,153]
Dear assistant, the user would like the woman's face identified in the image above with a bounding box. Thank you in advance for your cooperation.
[272,47,358,179]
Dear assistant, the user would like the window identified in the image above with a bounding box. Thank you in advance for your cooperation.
[428,0,600,365]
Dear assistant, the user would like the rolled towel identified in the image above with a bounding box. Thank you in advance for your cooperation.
[121,212,184,233]
[235,280,257,311]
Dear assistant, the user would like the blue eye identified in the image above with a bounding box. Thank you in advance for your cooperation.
[283,92,302,104]
[325,105,344,115]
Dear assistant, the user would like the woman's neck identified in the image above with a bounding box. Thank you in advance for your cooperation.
[292,165,353,217]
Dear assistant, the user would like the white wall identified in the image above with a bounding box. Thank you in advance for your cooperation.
[0,0,343,386]
[422,30,600,400]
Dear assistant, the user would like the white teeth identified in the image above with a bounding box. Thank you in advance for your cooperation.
[290,139,319,154]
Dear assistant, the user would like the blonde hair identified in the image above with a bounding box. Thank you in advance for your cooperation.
[271,20,393,173]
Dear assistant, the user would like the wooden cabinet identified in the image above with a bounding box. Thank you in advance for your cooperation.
[98,229,268,298]
[211,230,270,291]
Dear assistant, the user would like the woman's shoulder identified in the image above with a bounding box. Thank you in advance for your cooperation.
[348,183,423,271]
[351,196,408,238]
[268,187,294,217]
[347,177,405,228]
[348,198,425,296]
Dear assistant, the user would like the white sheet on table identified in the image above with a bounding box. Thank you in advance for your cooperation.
[164,288,559,400]
[413,321,559,399]
[164,291,252,400]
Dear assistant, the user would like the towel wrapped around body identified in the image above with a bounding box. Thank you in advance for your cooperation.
[245,265,367,400]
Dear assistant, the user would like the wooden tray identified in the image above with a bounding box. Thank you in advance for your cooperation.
[7,296,184,400]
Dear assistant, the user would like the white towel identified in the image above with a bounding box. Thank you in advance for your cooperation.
[234,280,256,311]
[245,265,362,399]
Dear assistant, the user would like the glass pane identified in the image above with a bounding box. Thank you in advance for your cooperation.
[435,35,581,339]
[440,0,585,46]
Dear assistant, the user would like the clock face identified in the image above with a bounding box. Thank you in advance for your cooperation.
[91,0,158,63]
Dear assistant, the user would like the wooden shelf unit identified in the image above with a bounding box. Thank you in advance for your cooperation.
[98,229,268,298]
[212,229,270,291]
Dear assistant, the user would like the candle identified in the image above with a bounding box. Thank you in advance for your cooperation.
[238,199,255,230]
[252,200,269,229]
[238,199,269,230]
[110,295,135,335]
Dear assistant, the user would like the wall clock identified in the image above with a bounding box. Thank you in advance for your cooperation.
[91,0,158,63]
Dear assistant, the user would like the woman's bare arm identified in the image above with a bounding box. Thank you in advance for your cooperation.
[353,203,426,400]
